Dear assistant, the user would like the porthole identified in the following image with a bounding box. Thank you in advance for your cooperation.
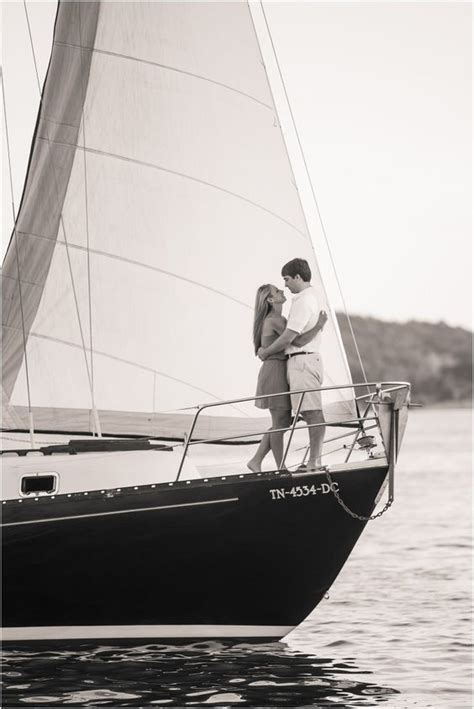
[20,473,59,497]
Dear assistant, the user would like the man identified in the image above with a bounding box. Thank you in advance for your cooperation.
[258,258,326,470]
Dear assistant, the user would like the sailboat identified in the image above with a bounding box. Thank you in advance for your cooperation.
[1,1,410,642]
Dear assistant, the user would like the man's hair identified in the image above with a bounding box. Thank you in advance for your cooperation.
[281,258,312,282]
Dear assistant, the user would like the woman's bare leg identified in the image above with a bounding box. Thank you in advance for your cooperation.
[247,429,271,472]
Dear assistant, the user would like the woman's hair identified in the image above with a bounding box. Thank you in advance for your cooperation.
[253,284,274,355]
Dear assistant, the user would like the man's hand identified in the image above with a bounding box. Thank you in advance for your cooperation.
[317,310,328,329]
[257,347,267,361]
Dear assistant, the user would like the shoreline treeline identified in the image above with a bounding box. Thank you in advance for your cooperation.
[336,314,472,405]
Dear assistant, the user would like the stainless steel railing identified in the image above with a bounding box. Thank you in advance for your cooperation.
[176,381,410,480]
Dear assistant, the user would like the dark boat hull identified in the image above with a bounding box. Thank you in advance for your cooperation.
[2,464,387,641]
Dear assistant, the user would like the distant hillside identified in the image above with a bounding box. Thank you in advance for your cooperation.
[336,314,472,405]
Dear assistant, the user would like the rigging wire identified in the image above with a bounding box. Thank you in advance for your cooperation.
[258,1,369,388]
[22,0,102,436]
[247,3,314,247]
[77,2,99,436]
[1,70,36,448]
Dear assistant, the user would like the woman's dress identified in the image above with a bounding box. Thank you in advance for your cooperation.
[255,331,291,410]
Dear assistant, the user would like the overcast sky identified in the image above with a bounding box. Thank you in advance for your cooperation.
[2,0,472,329]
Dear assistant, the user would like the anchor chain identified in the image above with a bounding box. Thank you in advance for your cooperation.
[325,469,393,521]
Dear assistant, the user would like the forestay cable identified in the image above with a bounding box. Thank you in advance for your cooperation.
[247,3,313,247]
[259,1,369,387]
[22,0,102,436]
[1,70,36,448]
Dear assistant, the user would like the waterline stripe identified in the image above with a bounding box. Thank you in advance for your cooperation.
[1,624,294,641]
[1,497,238,528]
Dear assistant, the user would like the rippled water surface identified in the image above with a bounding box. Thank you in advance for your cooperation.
[2,409,472,707]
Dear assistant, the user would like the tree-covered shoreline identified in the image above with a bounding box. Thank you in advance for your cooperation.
[336,314,472,406]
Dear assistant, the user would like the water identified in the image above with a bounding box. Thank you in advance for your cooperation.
[2,408,472,707]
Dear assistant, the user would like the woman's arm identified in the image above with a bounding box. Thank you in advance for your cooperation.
[258,316,289,356]
[258,312,328,360]
[293,310,328,347]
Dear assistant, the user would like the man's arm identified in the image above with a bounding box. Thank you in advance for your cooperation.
[293,310,328,347]
[259,310,328,359]
[258,328,298,360]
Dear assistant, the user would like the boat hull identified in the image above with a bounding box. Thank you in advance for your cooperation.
[2,464,387,641]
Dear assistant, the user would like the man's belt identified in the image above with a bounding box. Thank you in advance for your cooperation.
[288,351,313,358]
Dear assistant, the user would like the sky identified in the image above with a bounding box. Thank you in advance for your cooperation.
[2,0,472,330]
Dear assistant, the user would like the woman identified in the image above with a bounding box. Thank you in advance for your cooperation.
[247,284,325,472]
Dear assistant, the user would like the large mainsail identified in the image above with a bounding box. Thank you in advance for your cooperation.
[2,1,354,440]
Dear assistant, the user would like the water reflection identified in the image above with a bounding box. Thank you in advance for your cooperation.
[2,640,398,706]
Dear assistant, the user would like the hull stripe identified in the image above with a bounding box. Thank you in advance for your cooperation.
[1,624,294,641]
[1,497,239,528]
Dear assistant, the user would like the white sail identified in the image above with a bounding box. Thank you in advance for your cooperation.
[2,1,355,440]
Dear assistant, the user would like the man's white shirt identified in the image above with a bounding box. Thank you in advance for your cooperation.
[285,287,321,355]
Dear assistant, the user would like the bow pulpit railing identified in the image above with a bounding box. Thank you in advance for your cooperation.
[176,381,411,481]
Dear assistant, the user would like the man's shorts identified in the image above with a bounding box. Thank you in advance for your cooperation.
[287,353,323,412]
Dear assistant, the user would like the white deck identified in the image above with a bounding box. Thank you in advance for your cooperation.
[0,427,384,501]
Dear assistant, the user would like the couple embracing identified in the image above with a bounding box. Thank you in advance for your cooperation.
[248,258,327,473]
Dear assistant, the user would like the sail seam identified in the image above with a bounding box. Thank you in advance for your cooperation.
[1,273,41,289]
[54,40,274,111]
[60,243,252,309]
[4,326,250,414]
[11,230,253,309]
[39,115,78,130]
[35,138,309,239]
